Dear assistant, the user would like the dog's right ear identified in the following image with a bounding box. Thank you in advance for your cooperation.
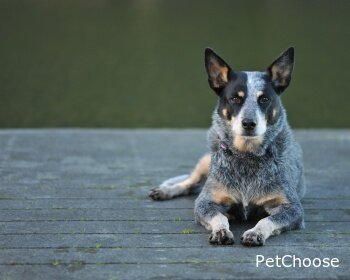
[205,48,232,94]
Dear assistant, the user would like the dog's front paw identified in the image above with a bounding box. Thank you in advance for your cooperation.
[241,229,265,246]
[149,187,170,201]
[209,229,234,245]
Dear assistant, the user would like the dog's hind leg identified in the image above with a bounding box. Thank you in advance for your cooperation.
[149,154,210,200]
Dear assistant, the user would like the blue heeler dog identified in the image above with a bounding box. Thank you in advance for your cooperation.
[149,47,306,246]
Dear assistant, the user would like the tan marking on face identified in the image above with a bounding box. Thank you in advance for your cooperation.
[233,136,263,153]
[272,109,277,118]
[179,154,210,189]
[252,193,289,208]
[238,91,245,98]
[256,91,264,97]
[222,108,228,118]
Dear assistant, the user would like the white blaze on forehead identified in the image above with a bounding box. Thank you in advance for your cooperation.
[230,71,267,137]
[241,72,267,107]
[245,71,266,94]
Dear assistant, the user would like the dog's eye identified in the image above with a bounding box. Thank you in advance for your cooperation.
[259,96,270,104]
[230,96,242,104]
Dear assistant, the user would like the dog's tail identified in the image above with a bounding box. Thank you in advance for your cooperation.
[149,154,210,200]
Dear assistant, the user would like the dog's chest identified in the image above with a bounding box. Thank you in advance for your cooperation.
[216,154,278,190]
[212,154,281,220]
[209,179,270,221]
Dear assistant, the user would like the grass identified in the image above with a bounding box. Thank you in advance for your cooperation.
[0,196,15,200]
[181,228,194,234]
[51,260,60,267]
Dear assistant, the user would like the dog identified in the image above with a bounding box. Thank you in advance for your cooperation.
[149,47,306,246]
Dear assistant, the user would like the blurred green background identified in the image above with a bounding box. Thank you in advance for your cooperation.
[0,0,349,128]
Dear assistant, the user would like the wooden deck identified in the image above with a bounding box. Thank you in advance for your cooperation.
[0,129,349,279]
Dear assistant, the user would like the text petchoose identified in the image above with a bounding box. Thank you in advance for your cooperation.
[256,255,340,268]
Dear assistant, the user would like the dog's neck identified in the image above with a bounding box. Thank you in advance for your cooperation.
[219,140,233,156]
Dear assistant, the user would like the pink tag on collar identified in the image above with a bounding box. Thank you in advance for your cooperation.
[220,141,228,150]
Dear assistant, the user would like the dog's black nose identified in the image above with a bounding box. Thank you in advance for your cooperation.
[242,119,256,130]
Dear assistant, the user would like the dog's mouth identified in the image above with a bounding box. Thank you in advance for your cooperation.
[239,132,262,138]
[233,134,264,153]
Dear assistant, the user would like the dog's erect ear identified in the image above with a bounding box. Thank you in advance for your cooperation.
[205,48,232,94]
[267,47,294,94]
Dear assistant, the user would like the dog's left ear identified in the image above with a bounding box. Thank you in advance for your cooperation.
[267,47,294,94]
[205,48,232,94]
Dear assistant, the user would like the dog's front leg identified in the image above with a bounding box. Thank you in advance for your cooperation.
[194,192,234,245]
[241,198,304,246]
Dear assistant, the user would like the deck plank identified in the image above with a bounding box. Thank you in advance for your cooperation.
[0,129,349,279]
[0,208,349,222]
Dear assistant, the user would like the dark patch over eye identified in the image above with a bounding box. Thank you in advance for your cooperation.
[258,95,270,104]
[230,96,243,104]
